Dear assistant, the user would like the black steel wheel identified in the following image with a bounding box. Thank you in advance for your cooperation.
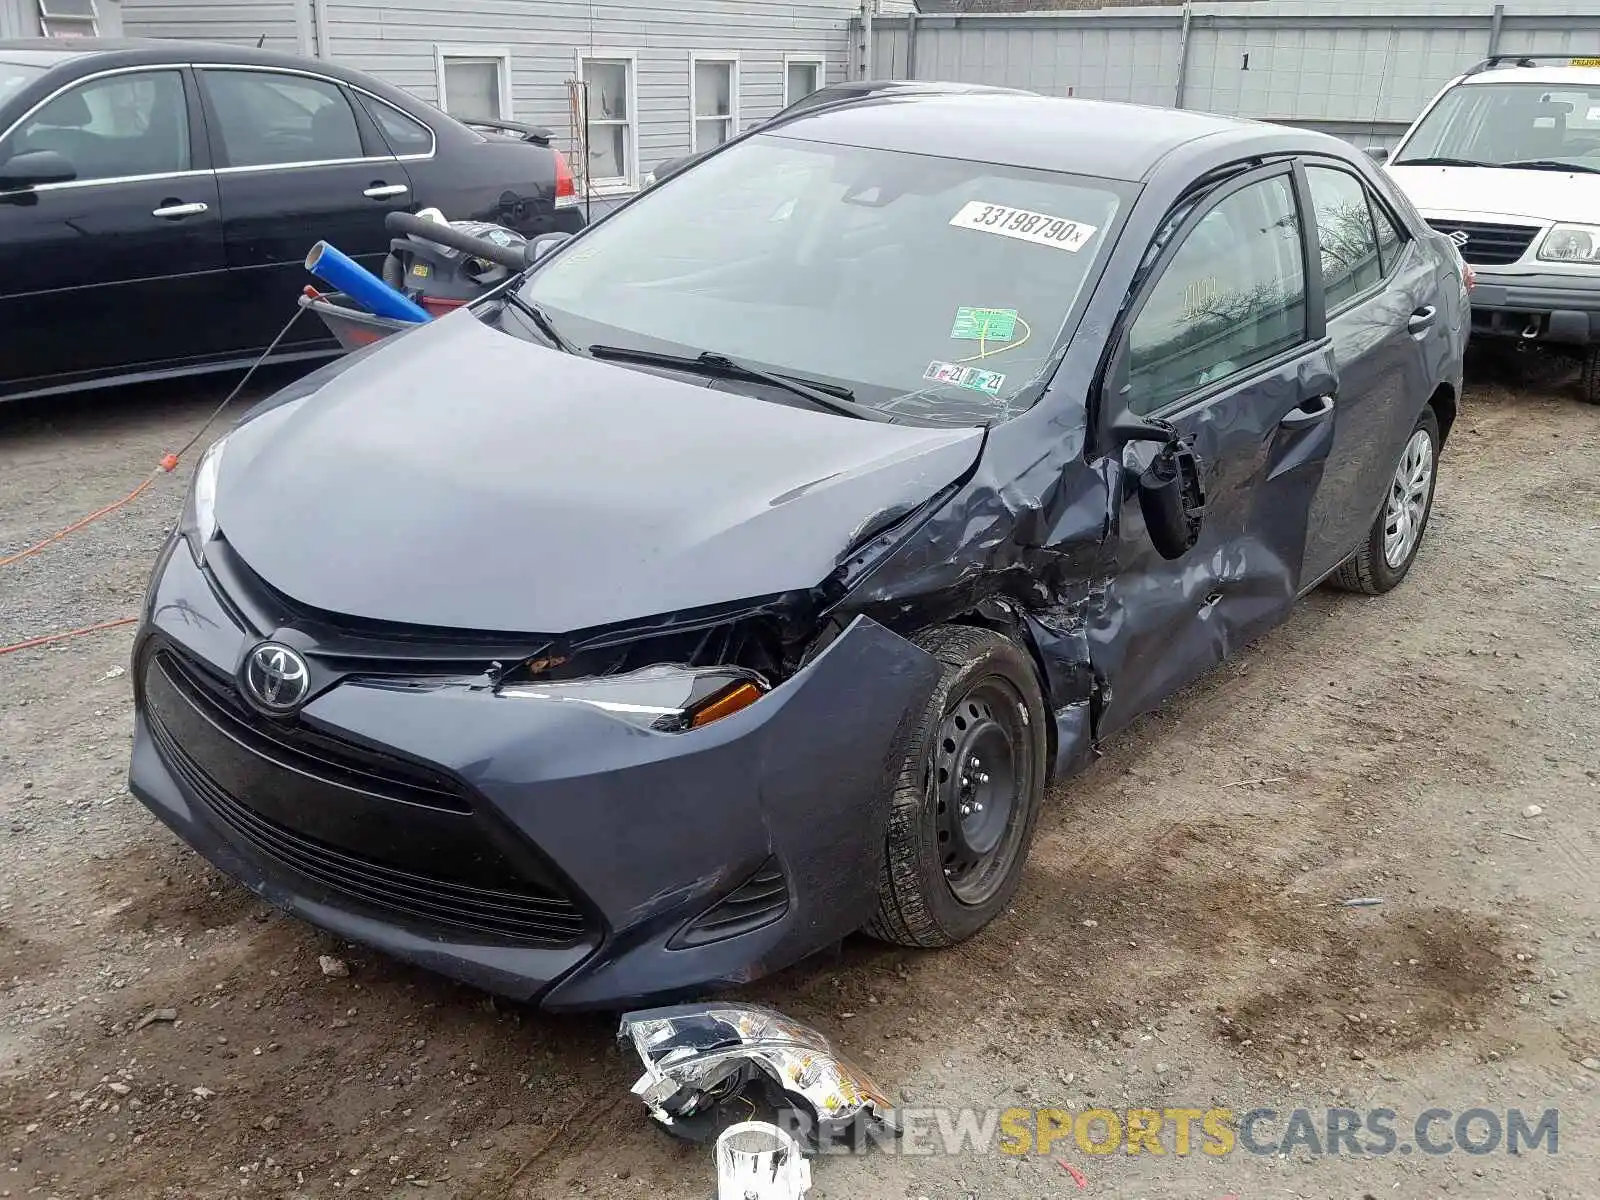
[866,625,1048,948]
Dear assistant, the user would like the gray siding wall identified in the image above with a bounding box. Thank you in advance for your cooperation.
[123,0,309,53]
[871,1,1600,149]
[323,0,859,186]
[123,0,867,200]
[0,0,38,38]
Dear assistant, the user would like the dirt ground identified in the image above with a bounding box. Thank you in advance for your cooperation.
[2,357,1598,1199]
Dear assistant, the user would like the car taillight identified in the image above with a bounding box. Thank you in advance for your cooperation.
[553,149,577,208]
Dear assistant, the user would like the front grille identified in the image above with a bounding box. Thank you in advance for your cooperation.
[143,648,590,947]
[671,858,790,948]
[160,649,470,814]
[1425,219,1539,266]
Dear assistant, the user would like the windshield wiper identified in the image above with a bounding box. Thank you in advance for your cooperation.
[1390,156,1497,168]
[587,345,891,422]
[501,292,579,354]
[1500,158,1600,175]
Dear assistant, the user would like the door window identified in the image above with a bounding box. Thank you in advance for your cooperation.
[360,96,434,155]
[1305,166,1383,311]
[202,69,363,167]
[1371,194,1407,275]
[1125,175,1307,415]
[6,69,188,182]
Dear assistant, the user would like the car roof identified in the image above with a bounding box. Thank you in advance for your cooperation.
[1459,65,1600,87]
[770,92,1340,183]
[0,37,389,80]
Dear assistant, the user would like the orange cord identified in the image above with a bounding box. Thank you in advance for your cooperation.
[0,615,137,657]
[0,454,180,570]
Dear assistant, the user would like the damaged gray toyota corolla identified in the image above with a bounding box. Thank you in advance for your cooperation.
[128,93,1468,1009]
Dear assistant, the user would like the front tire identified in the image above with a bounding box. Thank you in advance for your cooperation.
[866,625,1048,948]
[1331,408,1441,595]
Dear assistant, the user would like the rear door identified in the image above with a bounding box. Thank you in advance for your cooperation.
[196,66,415,354]
[1298,160,1438,584]
[0,66,226,396]
[1090,166,1340,737]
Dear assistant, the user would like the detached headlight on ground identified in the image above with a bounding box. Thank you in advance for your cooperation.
[1538,223,1600,263]
[179,435,229,563]
[498,664,767,731]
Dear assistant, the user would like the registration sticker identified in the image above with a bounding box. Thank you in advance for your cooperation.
[924,360,1005,396]
[950,307,1019,341]
[949,201,1098,252]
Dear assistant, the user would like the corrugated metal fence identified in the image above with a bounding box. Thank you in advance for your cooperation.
[864,1,1600,149]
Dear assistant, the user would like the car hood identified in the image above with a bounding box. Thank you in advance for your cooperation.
[1386,163,1600,225]
[217,312,983,633]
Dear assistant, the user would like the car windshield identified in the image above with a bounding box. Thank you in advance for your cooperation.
[0,62,46,108]
[1395,80,1600,169]
[518,133,1127,424]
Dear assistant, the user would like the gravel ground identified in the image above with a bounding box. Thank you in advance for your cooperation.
[1,356,1598,1199]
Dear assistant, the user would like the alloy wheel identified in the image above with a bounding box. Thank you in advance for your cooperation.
[1383,428,1434,569]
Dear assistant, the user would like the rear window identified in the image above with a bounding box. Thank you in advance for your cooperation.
[521,133,1127,424]
[1396,80,1600,170]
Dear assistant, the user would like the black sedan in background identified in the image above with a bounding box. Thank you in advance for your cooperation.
[0,39,583,402]
[130,92,1467,1009]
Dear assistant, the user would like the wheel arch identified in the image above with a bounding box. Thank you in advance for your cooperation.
[1428,381,1458,445]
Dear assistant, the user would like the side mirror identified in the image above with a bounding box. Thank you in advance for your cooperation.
[1364,145,1390,164]
[0,148,76,190]
[1111,417,1207,561]
[524,231,573,265]
[646,156,690,187]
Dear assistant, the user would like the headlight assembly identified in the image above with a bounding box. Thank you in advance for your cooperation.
[1538,223,1600,264]
[498,664,768,731]
[178,434,229,564]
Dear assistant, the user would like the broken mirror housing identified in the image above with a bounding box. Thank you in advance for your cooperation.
[618,1004,898,1144]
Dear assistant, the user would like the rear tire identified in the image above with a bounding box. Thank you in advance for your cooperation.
[1582,347,1600,406]
[866,625,1048,948]
[1331,408,1441,596]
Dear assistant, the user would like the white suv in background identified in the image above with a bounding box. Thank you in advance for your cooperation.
[1381,54,1600,403]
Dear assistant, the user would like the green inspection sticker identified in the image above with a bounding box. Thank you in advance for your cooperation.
[951,307,1019,341]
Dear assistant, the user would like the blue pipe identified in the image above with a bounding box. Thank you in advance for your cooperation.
[304,241,431,323]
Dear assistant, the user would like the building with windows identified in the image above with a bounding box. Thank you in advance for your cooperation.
[87,0,912,201]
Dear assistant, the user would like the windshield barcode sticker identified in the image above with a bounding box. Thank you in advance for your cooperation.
[949,202,1098,252]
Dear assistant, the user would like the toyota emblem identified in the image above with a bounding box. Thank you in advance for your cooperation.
[242,642,311,713]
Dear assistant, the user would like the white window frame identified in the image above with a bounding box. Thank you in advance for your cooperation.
[38,0,98,37]
[688,52,740,154]
[782,54,825,109]
[433,45,513,123]
[576,50,639,195]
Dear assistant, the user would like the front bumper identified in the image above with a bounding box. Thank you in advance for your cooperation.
[1467,269,1600,346]
[129,541,938,1010]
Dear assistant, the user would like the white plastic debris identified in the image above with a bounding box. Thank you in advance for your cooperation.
[716,1121,811,1200]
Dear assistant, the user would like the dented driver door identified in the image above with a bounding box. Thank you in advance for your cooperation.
[1089,165,1340,739]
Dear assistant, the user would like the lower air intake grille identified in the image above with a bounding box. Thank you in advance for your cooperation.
[671,858,790,948]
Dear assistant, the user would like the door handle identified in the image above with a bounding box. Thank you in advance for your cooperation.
[151,201,208,219]
[363,183,409,199]
[1408,305,1438,337]
[1280,393,1336,430]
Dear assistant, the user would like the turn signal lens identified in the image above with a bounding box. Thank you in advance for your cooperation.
[689,681,765,728]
